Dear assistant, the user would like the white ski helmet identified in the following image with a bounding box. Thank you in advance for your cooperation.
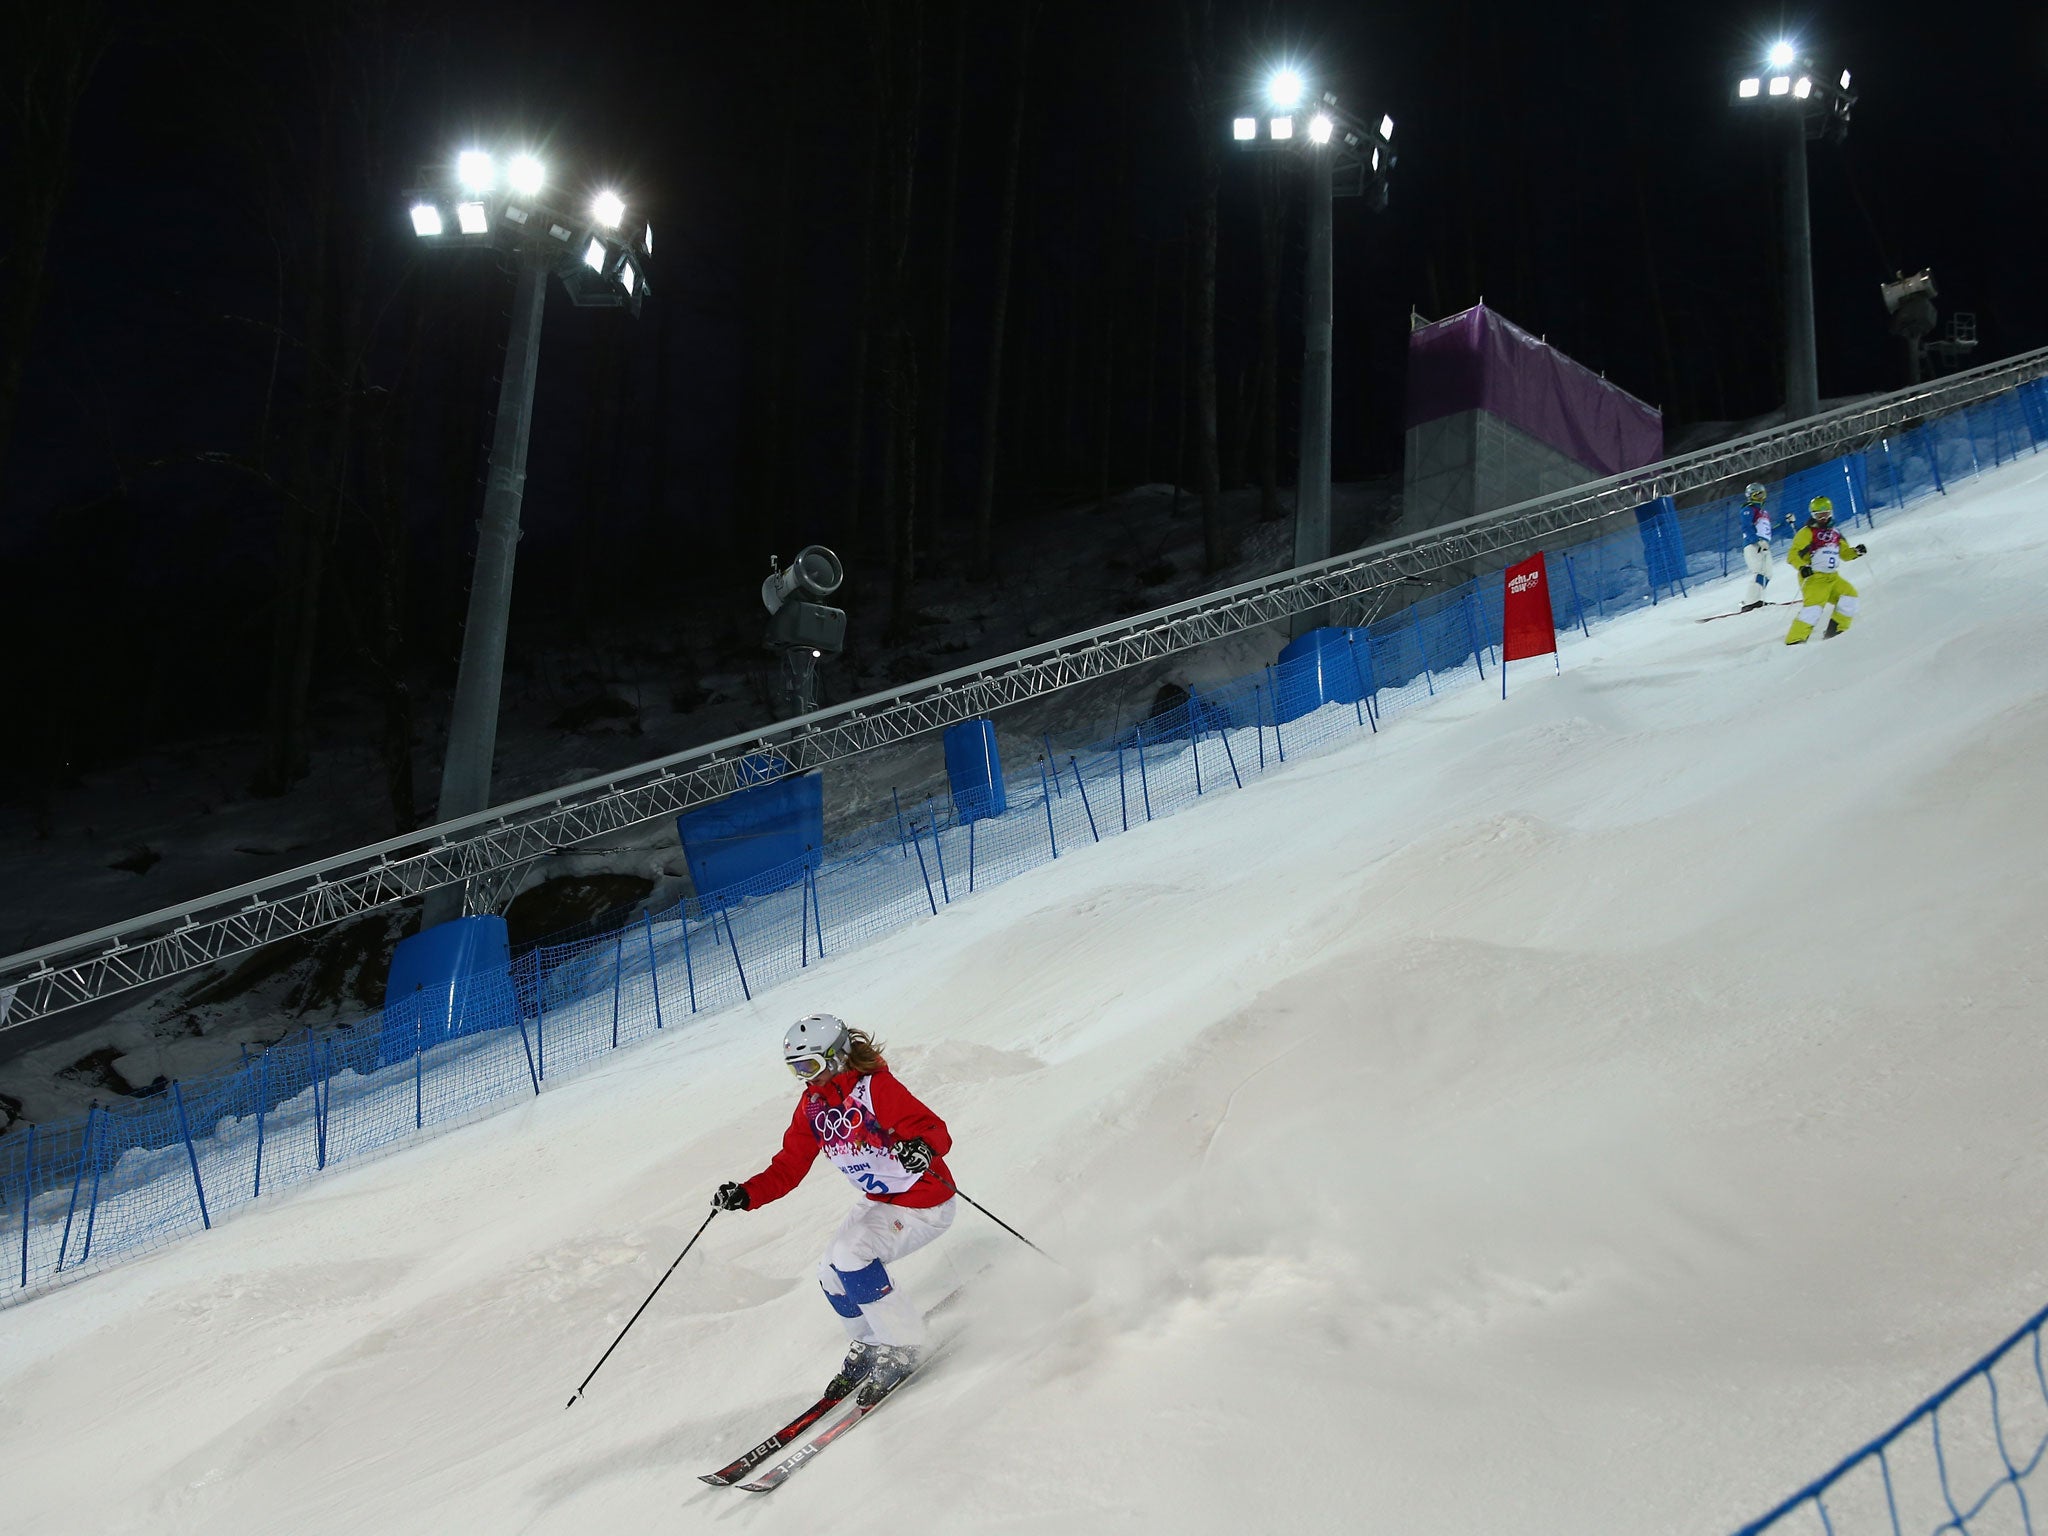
[783,1013,852,1082]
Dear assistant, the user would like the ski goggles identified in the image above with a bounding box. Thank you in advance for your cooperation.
[786,1053,832,1082]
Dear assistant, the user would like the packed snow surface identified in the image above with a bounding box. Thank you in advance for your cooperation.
[3,456,2046,1534]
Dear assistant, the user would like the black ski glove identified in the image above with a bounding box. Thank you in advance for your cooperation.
[1798,565,1812,580]
[1854,543,1867,555]
[712,1181,751,1211]
[893,1137,934,1175]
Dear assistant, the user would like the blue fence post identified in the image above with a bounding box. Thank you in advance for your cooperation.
[643,911,664,1027]
[1345,632,1377,734]
[170,1081,211,1231]
[680,912,699,1014]
[1187,689,1205,795]
[1252,685,1267,769]
[1038,758,1060,858]
[967,819,977,892]
[253,1051,269,1196]
[1266,666,1286,760]
[722,910,752,1000]
[1561,551,1592,638]
[800,871,812,966]
[514,1000,542,1096]
[1116,744,1129,830]
[18,1123,35,1287]
[1042,736,1063,797]
[1070,756,1102,840]
[1417,614,1435,695]
[609,926,625,1048]
[1920,425,1946,494]
[413,1000,425,1130]
[80,1118,105,1262]
[1136,729,1154,819]
[57,1106,96,1271]
[1461,592,1487,680]
[315,1039,330,1171]
[1216,718,1244,788]
[534,956,550,1077]
[1720,502,1732,577]
[892,787,910,857]
[925,799,952,901]
[911,824,939,914]
[809,869,828,956]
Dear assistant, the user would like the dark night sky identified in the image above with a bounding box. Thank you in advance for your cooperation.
[12,0,2044,520]
[2,0,2042,786]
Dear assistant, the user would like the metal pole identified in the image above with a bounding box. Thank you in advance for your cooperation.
[1782,111,1819,423]
[1292,144,1335,638]
[426,250,550,929]
[565,1210,718,1409]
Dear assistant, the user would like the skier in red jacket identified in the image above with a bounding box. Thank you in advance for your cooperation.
[712,1014,957,1401]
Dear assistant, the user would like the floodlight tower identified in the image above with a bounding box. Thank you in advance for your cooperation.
[1735,43,1856,423]
[1232,69,1395,635]
[406,149,651,926]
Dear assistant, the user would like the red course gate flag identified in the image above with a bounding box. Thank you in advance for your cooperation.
[1500,552,1557,696]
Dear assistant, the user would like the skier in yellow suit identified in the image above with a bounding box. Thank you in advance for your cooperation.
[1784,495,1867,644]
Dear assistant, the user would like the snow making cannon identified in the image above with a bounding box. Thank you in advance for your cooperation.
[762,545,846,719]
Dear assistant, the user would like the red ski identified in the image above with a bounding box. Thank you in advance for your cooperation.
[700,1388,854,1486]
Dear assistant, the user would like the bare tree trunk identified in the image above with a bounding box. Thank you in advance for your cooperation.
[844,95,884,545]
[1256,158,1283,521]
[0,1,104,487]
[919,3,967,559]
[971,0,1040,579]
[870,0,923,634]
[1138,240,1161,484]
[1179,0,1227,571]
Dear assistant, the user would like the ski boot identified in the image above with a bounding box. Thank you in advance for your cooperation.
[1823,618,1844,639]
[857,1344,920,1405]
[824,1340,873,1400]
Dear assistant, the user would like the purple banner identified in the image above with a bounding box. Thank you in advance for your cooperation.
[1405,304,1663,477]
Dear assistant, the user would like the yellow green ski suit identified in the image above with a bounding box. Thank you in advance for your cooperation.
[1784,524,1863,644]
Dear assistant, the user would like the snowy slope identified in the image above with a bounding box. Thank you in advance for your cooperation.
[2,456,2045,1534]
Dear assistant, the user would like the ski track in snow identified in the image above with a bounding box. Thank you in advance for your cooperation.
[2,457,2047,1533]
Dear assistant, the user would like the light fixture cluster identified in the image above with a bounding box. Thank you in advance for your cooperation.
[406,146,651,312]
[1735,41,1855,138]
[1230,68,1395,204]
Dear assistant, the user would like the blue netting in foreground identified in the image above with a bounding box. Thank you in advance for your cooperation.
[4,377,2045,1536]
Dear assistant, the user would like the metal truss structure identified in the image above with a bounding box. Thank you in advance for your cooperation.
[4,343,2045,1031]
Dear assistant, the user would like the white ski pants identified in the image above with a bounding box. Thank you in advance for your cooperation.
[817,1196,956,1348]
[1742,539,1773,600]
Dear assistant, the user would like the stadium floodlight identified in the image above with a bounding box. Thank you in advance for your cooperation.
[1733,43,1857,427]
[401,144,652,927]
[1226,66,1397,635]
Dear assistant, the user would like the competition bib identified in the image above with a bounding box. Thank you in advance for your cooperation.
[808,1077,919,1197]
[1808,528,1845,573]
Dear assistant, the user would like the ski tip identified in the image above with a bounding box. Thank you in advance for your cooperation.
[699,1474,731,1487]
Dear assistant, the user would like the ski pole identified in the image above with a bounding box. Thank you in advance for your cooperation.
[928,1174,1062,1268]
[565,1209,717,1409]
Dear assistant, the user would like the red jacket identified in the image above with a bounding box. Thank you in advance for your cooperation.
[743,1066,955,1210]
